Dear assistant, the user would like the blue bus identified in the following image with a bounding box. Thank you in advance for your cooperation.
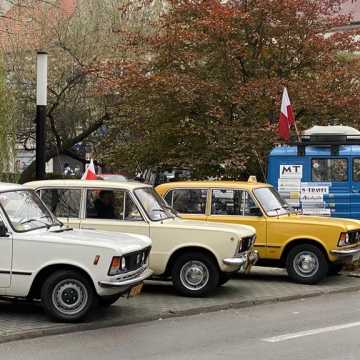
[267,129,360,219]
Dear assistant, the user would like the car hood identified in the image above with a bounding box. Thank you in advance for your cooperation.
[280,214,360,231]
[17,227,152,255]
[162,217,255,238]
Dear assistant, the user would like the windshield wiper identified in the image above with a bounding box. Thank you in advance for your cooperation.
[19,217,52,229]
[50,227,73,233]
[162,205,178,216]
[152,208,175,218]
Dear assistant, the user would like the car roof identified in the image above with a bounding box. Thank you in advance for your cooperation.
[0,182,25,192]
[25,179,151,191]
[155,180,272,191]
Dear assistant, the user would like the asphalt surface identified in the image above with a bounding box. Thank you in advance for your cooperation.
[2,267,360,343]
[2,290,360,360]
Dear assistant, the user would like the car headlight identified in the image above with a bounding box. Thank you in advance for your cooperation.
[338,232,350,247]
[108,256,126,276]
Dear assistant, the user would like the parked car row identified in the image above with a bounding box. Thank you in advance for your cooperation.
[0,176,359,323]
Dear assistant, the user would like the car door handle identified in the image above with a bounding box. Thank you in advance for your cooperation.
[352,189,360,193]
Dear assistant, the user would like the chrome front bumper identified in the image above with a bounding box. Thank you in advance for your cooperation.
[331,247,360,258]
[99,267,153,289]
[223,250,259,268]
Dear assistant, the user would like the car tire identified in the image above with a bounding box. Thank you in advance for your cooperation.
[41,270,95,322]
[171,251,219,297]
[218,273,231,286]
[98,293,122,307]
[328,263,343,276]
[286,244,328,284]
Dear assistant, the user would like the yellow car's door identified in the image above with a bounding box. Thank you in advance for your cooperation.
[206,188,268,259]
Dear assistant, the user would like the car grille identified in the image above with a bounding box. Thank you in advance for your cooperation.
[124,246,151,272]
[239,235,255,253]
[348,231,360,245]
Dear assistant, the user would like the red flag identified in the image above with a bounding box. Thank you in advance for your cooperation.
[278,87,295,141]
[81,159,97,180]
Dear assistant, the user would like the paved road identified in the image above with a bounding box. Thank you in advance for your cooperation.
[2,290,360,360]
[1,267,360,343]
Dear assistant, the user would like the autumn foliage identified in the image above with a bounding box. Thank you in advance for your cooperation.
[97,0,360,178]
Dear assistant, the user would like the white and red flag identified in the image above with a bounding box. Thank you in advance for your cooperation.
[81,159,97,180]
[278,87,295,141]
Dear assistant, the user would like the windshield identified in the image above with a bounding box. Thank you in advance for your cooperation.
[253,187,289,216]
[134,187,175,221]
[0,190,57,232]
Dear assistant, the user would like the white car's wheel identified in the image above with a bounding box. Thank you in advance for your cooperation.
[41,270,95,322]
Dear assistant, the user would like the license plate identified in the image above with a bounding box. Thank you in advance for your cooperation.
[353,253,360,262]
[128,283,143,298]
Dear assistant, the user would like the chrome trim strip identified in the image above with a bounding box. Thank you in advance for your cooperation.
[223,250,258,266]
[99,268,153,288]
[331,248,360,256]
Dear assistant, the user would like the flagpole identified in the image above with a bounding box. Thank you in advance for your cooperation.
[293,120,301,143]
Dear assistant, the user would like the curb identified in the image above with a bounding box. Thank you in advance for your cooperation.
[1,282,360,345]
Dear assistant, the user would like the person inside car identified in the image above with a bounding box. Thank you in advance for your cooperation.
[94,190,115,219]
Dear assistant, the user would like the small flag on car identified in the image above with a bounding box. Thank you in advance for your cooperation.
[81,159,97,180]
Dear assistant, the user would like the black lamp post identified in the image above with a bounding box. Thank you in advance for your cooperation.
[35,51,48,180]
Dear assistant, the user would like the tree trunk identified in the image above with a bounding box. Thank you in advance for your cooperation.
[19,115,108,183]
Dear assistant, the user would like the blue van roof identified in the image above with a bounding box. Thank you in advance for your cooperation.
[269,145,360,156]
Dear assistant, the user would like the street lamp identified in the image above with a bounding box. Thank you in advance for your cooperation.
[35,51,48,180]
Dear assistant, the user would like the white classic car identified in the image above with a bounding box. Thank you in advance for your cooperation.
[0,183,152,322]
[26,180,258,297]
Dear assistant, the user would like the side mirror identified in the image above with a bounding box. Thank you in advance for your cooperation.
[249,207,263,217]
[0,222,9,237]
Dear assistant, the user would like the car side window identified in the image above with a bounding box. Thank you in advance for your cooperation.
[171,189,207,214]
[40,188,81,218]
[86,189,143,221]
[211,189,258,216]
[353,158,360,182]
[311,158,348,182]
[164,191,173,206]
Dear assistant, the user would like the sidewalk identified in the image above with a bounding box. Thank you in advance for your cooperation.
[0,267,359,343]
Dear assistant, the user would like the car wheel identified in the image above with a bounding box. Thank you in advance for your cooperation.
[41,270,95,322]
[218,273,231,286]
[328,263,343,276]
[98,293,122,307]
[171,251,219,297]
[286,244,328,284]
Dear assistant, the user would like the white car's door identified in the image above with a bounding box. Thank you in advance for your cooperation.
[79,188,150,237]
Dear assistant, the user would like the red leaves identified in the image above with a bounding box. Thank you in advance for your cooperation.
[96,0,360,178]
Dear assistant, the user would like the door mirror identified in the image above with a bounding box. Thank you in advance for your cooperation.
[0,222,9,237]
[249,207,263,217]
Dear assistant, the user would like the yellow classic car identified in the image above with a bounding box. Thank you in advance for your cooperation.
[156,180,360,284]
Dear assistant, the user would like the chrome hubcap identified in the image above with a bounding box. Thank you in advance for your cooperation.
[180,260,209,291]
[52,279,88,316]
[293,251,319,278]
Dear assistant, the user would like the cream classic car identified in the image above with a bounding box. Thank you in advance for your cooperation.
[0,183,152,322]
[26,180,258,297]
